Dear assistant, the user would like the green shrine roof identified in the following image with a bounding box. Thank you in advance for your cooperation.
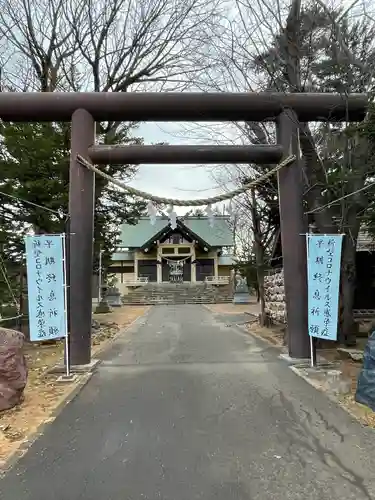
[118,216,234,249]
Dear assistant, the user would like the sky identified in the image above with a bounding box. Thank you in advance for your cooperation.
[128,122,238,215]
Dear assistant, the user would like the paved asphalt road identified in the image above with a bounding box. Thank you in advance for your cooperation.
[1,305,375,500]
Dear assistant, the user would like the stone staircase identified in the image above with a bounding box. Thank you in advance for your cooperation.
[121,282,233,305]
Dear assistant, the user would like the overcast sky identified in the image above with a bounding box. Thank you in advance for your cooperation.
[129,122,238,215]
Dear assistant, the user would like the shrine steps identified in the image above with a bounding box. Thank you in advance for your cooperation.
[121,283,233,305]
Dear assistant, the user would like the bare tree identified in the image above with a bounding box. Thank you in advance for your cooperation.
[268,0,375,345]
[213,155,279,314]
[0,0,77,91]
[172,0,375,344]
[0,0,218,95]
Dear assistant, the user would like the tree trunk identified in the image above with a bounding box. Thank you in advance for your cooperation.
[256,285,260,303]
[251,189,266,325]
[339,229,358,346]
[256,262,266,325]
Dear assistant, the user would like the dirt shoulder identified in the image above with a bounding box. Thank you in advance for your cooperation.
[0,306,149,469]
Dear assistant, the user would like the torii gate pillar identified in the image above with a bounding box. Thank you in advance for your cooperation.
[68,109,96,365]
[276,109,310,358]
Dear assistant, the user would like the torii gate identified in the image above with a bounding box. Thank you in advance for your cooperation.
[0,92,367,365]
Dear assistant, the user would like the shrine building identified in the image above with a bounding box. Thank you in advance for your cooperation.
[109,216,235,295]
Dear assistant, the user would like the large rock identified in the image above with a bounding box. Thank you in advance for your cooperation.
[0,327,28,412]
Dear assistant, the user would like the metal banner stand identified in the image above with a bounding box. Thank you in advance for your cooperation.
[306,232,344,369]
[310,336,317,368]
[24,232,75,382]
[306,233,317,368]
[61,233,74,381]
[98,248,103,303]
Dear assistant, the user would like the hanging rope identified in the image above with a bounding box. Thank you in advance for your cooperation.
[76,154,296,207]
[161,255,192,264]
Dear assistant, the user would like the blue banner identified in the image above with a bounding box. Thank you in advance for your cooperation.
[307,234,344,341]
[25,235,67,342]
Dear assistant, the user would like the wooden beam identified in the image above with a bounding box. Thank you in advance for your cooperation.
[88,144,284,165]
[0,92,367,122]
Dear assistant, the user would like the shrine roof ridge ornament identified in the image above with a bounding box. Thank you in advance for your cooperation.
[0,92,367,122]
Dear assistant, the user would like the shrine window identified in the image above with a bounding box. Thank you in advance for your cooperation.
[177,247,190,254]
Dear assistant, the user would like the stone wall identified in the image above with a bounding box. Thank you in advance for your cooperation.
[264,269,286,323]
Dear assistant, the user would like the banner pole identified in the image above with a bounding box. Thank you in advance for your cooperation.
[310,336,317,368]
[62,233,70,378]
[306,232,317,368]
[98,247,103,304]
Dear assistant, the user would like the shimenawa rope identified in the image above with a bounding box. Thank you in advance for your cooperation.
[76,154,296,207]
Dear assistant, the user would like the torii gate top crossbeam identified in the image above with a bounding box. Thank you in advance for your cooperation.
[0,92,367,122]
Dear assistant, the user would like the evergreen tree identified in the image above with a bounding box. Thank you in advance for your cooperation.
[246,2,375,343]
[0,121,146,306]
